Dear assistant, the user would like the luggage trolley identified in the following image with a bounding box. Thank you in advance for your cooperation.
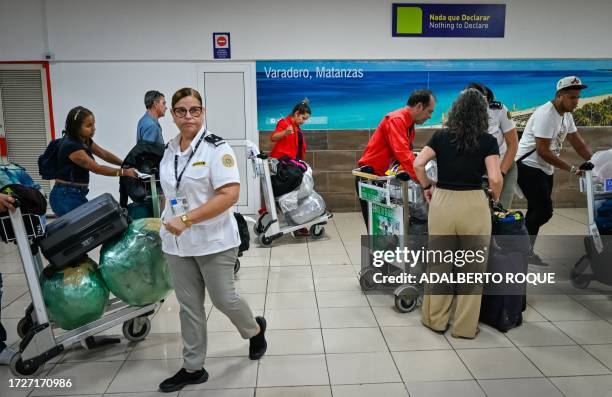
[570,169,612,289]
[250,153,332,246]
[4,204,161,377]
[352,169,422,313]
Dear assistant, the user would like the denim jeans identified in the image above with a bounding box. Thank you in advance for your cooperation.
[0,273,6,351]
[49,183,89,216]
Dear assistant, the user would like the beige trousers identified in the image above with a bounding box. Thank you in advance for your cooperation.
[421,188,491,338]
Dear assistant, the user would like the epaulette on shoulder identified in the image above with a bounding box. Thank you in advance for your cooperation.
[489,101,503,110]
[204,133,226,147]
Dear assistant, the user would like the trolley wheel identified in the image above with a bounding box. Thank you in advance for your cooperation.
[17,316,34,339]
[359,268,378,291]
[309,224,325,239]
[254,213,268,235]
[258,234,273,247]
[569,269,590,289]
[234,259,241,274]
[122,317,151,342]
[10,353,44,377]
[394,285,420,313]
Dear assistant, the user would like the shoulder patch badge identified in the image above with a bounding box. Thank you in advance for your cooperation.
[222,154,235,168]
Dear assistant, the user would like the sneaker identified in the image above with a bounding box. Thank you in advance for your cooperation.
[0,346,17,365]
[249,316,267,360]
[529,253,548,267]
[159,368,209,393]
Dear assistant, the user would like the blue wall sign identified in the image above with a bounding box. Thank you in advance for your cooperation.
[213,32,231,59]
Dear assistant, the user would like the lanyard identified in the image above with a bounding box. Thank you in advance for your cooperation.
[174,132,206,192]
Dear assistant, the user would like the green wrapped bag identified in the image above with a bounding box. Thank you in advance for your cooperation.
[41,257,109,330]
[99,218,172,306]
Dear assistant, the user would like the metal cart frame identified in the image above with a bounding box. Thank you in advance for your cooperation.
[570,170,612,289]
[251,154,332,246]
[4,206,161,377]
[352,169,422,313]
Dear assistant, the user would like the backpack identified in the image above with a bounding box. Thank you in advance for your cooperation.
[118,141,165,208]
[271,157,306,197]
[233,212,250,253]
[0,184,47,216]
[38,138,64,180]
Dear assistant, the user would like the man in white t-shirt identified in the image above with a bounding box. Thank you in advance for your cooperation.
[515,76,593,265]
[467,83,519,209]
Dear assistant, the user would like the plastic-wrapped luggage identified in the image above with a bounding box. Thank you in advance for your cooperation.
[99,218,172,306]
[285,192,326,225]
[39,193,129,269]
[278,166,314,213]
[0,162,41,189]
[41,257,109,330]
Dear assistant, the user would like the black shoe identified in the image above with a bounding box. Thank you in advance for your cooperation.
[529,253,548,267]
[159,368,209,393]
[249,316,267,360]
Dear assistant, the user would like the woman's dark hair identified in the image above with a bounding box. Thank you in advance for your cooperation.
[171,87,203,107]
[446,89,489,153]
[465,82,494,103]
[63,106,94,141]
[291,98,311,116]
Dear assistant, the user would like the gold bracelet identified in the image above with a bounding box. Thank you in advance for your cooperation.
[116,169,120,177]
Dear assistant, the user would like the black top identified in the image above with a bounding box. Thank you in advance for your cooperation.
[56,136,94,184]
[427,129,499,190]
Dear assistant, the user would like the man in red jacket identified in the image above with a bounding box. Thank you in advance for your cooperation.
[356,89,436,225]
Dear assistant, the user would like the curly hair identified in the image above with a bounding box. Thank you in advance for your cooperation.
[446,89,489,153]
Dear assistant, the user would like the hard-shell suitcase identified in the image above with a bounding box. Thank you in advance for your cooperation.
[39,193,129,269]
[480,211,530,332]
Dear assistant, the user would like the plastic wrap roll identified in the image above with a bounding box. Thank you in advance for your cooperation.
[99,218,172,306]
[41,257,109,330]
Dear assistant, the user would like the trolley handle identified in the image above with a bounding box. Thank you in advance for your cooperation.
[352,168,405,181]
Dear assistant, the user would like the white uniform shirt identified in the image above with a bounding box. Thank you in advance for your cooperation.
[515,101,577,175]
[159,128,241,257]
[487,104,516,158]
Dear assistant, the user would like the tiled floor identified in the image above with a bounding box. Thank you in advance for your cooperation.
[2,209,612,396]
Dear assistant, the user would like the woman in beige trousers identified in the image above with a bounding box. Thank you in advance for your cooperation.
[413,89,503,339]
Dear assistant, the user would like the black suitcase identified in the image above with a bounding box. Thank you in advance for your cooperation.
[39,193,129,269]
[480,211,530,332]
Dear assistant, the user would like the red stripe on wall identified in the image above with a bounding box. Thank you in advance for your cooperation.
[0,60,56,139]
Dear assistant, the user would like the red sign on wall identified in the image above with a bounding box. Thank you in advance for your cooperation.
[213,33,231,59]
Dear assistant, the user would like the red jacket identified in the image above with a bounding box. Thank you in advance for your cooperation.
[358,107,417,180]
[269,116,306,161]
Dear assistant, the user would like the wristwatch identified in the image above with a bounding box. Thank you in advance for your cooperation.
[569,165,577,174]
[180,214,192,228]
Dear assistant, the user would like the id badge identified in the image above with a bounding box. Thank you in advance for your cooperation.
[168,196,189,216]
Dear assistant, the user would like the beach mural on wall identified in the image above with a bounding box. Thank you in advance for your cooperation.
[256,60,612,131]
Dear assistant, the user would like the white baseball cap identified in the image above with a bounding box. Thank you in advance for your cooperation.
[556,76,588,92]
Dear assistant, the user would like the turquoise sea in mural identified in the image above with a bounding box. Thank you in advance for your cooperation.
[256,60,612,130]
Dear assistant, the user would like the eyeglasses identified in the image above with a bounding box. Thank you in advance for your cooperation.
[172,106,203,118]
